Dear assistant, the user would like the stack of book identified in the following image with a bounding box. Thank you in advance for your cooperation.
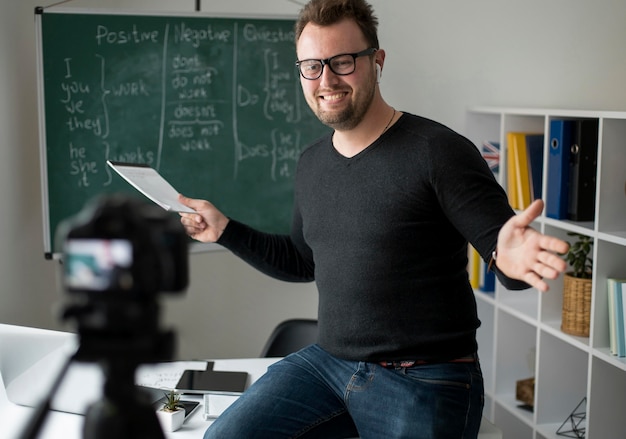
[607,278,626,357]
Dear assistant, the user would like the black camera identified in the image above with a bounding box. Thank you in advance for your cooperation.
[58,194,188,296]
[44,194,190,439]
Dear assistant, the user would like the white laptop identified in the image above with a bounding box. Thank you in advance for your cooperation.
[0,324,203,415]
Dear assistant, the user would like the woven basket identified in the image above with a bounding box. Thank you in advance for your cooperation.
[561,273,592,337]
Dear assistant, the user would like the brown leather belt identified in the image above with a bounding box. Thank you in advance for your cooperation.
[379,353,476,369]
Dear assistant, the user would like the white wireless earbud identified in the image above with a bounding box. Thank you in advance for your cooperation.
[376,64,382,82]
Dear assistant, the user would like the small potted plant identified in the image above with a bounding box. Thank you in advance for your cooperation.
[561,232,593,337]
[156,389,185,432]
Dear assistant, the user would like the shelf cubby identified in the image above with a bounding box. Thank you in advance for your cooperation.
[494,311,536,417]
[587,356,626,437]
[494,403,534,439]
[535,331,588,438]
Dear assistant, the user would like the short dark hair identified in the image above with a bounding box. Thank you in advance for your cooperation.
[295,0,380,49]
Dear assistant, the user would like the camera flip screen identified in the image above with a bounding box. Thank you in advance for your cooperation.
[64,239,132,291]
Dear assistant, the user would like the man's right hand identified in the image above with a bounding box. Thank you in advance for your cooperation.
[178,194,230,243]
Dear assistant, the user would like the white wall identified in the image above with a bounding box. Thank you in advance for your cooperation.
[1,0,625,360]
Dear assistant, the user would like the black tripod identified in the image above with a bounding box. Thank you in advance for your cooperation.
[81,345,170,439]
[19,300,175,439]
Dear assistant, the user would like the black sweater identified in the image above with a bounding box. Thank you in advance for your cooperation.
[218,113,527,362]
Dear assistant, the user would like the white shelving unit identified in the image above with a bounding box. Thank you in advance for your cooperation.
[466,107,626,439]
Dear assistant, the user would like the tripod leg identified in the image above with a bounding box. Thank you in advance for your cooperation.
[83,396,165,439]
[18,354,74,439]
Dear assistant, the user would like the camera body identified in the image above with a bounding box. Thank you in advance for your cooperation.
[57,194,188,344]
[50,195,188,439]
[59,194,188,296]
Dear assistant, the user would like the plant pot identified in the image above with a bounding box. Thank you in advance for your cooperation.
[561,272,592,337]
[156,408,185,432]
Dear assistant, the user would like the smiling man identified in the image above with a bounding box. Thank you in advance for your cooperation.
[178,1,569,438]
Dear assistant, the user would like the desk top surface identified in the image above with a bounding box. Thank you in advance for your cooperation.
[0,321,279,439]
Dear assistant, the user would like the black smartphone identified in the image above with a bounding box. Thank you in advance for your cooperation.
[175,370,249,394]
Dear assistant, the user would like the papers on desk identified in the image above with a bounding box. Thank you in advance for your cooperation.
[136,360,209,389]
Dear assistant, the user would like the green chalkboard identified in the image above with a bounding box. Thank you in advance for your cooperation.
[36,10,330,257]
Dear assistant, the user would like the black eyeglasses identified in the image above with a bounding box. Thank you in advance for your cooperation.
[295,48,377,80]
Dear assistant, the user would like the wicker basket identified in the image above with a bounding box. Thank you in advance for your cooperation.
[561,273,592,337]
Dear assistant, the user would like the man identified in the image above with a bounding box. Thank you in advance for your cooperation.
[179,0,569,437]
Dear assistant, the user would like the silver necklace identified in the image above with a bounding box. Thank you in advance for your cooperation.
[383,108,396,133]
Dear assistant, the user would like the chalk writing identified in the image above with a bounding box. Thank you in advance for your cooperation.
[68,142,99,187]
[242,23,294,43]
[95,24,160,45]
[111,79,150,97]
[173,22,231,47]
[40,13,329,249]
[52,19,309,187]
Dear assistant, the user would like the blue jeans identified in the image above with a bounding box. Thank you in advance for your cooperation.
[204,344,484,439]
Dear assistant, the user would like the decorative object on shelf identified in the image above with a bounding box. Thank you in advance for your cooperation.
[480,140,500,176]
[561,232,593,337]
[515,377,535,410]
[556,397,586,438]
[156,389,185,432]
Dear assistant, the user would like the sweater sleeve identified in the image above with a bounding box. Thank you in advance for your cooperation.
[216,219,315,283]
[428,129,529,291]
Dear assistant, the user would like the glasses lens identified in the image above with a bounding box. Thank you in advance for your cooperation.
[299,60,323,79]
[329,55,356,75]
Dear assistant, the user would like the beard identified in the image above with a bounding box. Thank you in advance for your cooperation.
[311,75,377,131]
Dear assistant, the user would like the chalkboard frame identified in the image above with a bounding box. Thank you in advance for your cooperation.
[35,7,330,259]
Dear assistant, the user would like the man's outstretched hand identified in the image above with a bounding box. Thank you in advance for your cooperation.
[495,200,570,292]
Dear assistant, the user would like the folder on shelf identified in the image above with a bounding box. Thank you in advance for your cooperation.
[546,120,573,219]
[608,278,626,357]
[467,245,481,289]
[525,134,544,202]
[468,245,494,293]
[506,133,520,209]
[608,279,618,355]
[507,132,534,210]
[621,280,626,357]
[479,258,495,293]
[567,119,598,222]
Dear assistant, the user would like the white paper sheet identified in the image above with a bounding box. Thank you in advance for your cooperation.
[107,161,195,213]
[136,361,209,389]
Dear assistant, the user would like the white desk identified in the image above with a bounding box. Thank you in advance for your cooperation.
[0,324,501,439]
[2,359,278,439]
[0,323,276,439]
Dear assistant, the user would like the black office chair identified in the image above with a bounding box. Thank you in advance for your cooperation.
[260,319,319,357]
